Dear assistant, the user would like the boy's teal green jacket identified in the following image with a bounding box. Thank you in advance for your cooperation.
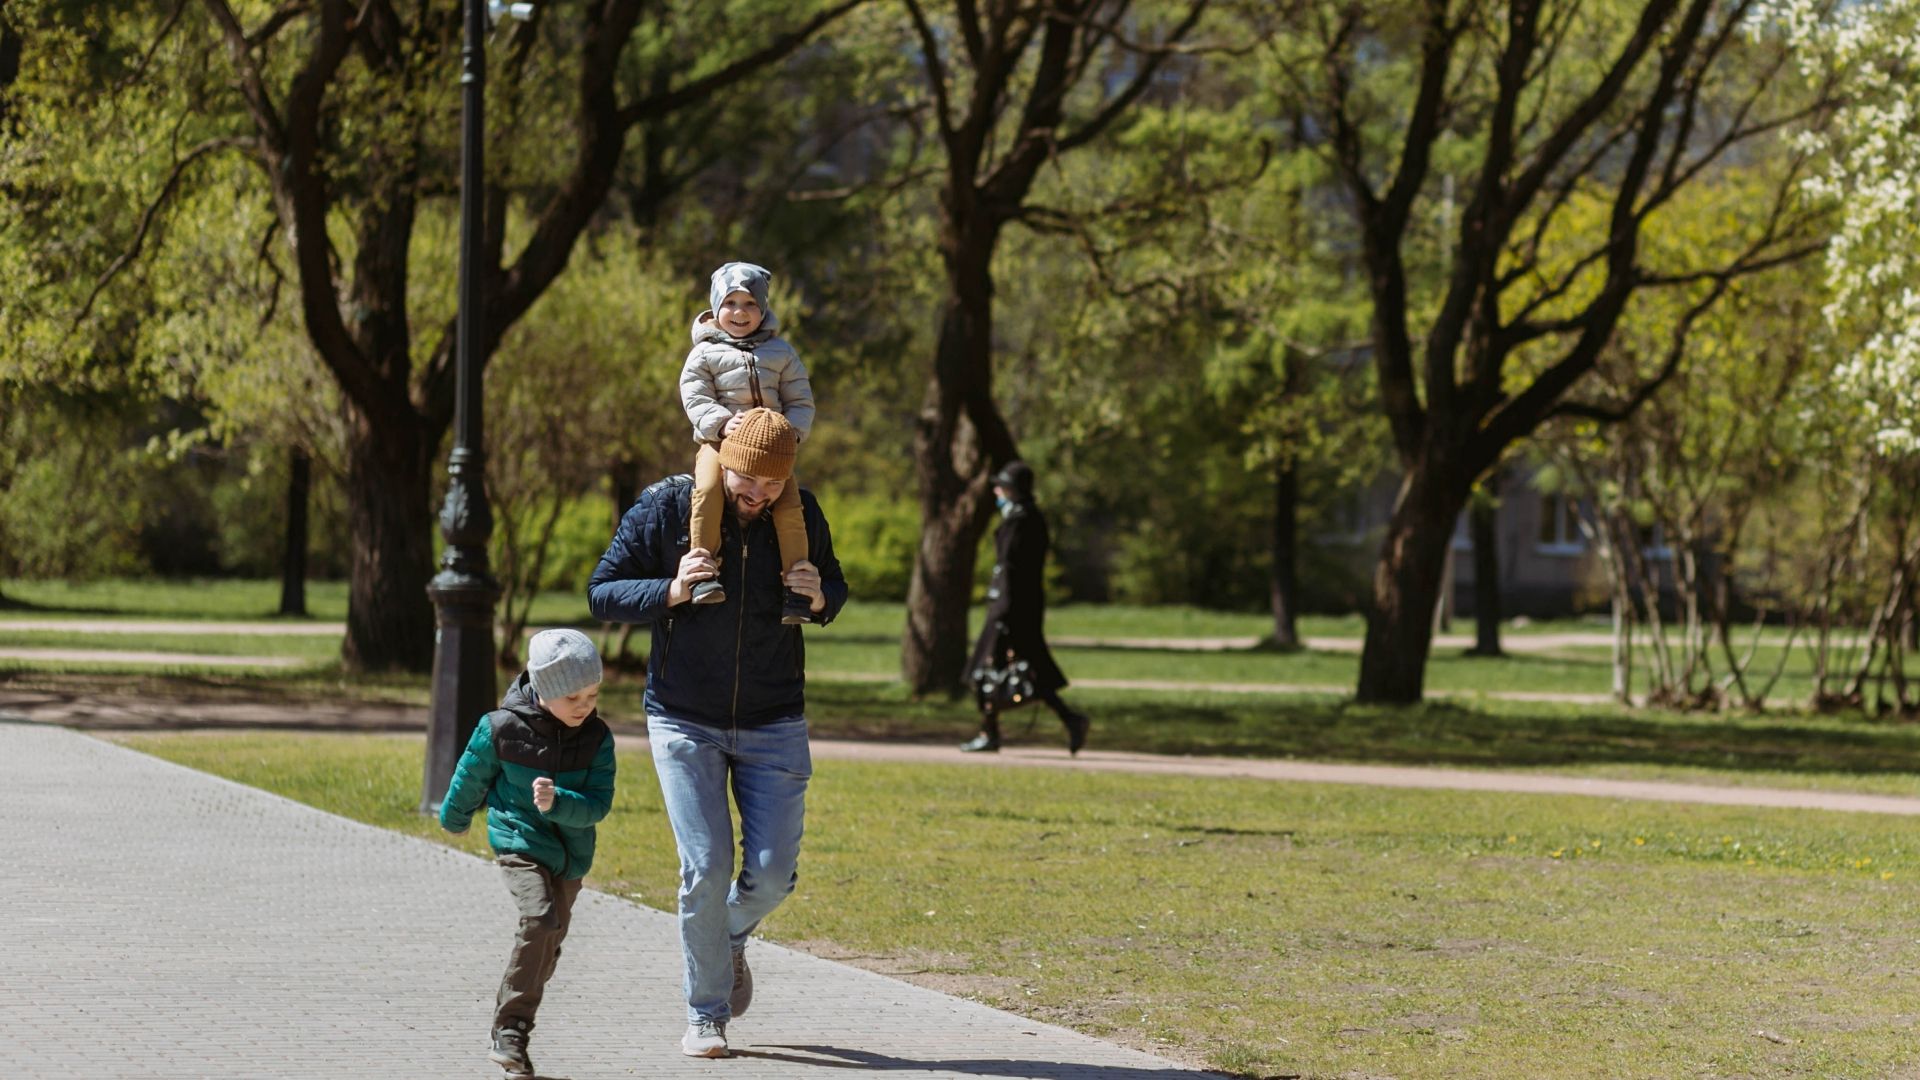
[438,672,616,880]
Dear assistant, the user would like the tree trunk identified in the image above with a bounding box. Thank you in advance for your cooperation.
[342,415,437,672]
[610,456,642,522]
[1356,461,1468,704]
[1467,472,1503,656]
[278,447,311,617]
[901,237,1016,695]
[903,491,988,694]
[1267,455,1301,649]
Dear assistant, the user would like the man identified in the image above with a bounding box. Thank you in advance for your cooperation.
[586,409,847,1059]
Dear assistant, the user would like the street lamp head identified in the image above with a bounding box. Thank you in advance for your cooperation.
[487,0,534,24]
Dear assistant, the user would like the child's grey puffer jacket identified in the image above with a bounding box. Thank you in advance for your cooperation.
[679,311,815,443]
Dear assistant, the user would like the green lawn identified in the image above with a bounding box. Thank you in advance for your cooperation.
[2,578,1845,701]
[121,732,1920,1079]
[0,629,342,658]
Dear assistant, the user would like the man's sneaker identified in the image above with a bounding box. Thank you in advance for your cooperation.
[691,579,726,605]
[489,1019,535,1076]
[729,947,754,1018]
[780,590,813,625]
[681,1020,728,1058]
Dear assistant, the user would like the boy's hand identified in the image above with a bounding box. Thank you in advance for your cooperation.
[784,560,827,614]
[668,547,721,606]
[532,777,555,813]
[723,412,746,436]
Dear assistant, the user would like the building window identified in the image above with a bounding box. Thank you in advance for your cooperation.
[1536,494,1586,554]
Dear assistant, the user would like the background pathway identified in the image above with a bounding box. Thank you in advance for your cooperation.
[5,692,1919,817]
[1,722,1222,1079]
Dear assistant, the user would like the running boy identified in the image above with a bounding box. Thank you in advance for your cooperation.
[440,628,616,1077]
[680,260,816,623]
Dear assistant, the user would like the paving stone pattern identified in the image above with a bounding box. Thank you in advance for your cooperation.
[2,723,1221,1080]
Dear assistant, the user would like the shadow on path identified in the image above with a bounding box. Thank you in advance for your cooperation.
[739,1044,1227,1077]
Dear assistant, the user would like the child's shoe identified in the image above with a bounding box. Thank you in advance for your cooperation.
[780,590,813,625]
[691,579,726,605]
[489,1019,534,1076]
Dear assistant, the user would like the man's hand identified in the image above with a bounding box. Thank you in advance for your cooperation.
[532,777,555,813]
[723,412,746,436]
[783,559,827,614]
[668,546,721,606]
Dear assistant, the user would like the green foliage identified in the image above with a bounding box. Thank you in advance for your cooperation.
[0,391,156,579]
[813,489,920,601]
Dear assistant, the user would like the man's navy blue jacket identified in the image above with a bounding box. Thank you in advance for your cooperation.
[587,475,848,728]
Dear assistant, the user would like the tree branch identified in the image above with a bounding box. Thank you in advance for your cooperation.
[71,136,250,330]
[200,0,288,149]
[1503,0,1680,220]
[1471,0,1719,472]
[119,0,191,90]
[955,0,986,65]
[245,0,312,48]
[619,0,867,125]
[1055,1,1210,154]
[903,0,958,147]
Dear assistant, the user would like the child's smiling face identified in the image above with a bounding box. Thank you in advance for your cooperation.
[716,290,764,338]
[539,684,600,727]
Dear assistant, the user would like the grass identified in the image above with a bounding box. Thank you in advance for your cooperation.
[1,578,1848,701]
[0,629,341,658]
[121,731,1920,1079]
[15,651,1920,800]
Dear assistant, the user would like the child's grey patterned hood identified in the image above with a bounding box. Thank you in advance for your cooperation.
[709,261,775,321]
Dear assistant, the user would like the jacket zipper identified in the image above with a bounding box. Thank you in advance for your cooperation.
[542,727,571,878]
[730,532,749,727]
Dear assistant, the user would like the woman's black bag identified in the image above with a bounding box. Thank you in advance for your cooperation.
[971,656,1035,710]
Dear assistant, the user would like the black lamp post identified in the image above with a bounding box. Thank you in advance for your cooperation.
[421,0,530,814]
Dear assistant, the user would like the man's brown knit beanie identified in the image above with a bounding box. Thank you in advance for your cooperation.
[717,407,798,481]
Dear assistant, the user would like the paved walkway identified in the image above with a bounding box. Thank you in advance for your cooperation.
[1,721,1222,1079]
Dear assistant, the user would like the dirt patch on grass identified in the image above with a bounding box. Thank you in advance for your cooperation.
[781,938,1223,1072]
[782,939,1021,997]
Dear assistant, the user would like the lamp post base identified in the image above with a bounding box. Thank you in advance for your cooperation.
[422,572,500,815]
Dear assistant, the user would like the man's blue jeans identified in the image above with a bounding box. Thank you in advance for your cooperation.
[647,714,811,1024]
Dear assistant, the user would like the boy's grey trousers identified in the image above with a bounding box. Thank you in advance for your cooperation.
[494,854,583,1032]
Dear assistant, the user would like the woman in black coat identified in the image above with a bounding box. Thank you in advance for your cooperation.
[960,461,1090,754]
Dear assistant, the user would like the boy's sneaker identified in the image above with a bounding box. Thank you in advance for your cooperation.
[489,1019,534,1076]
[729,946,754,1018]
[681,1020,729,1058]
[691,579,726,605]
[780,590,813,625]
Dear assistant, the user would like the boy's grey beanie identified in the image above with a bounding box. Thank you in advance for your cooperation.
[709,261,774,321]
[527,628,602,702]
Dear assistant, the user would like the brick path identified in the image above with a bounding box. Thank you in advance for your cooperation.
[1,722,1221,1079]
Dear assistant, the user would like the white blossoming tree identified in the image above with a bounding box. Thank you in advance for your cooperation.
[1767,0,1920,451]
[1767,0,1920,711]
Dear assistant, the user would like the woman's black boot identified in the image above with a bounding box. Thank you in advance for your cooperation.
[1060,708,1090,756]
